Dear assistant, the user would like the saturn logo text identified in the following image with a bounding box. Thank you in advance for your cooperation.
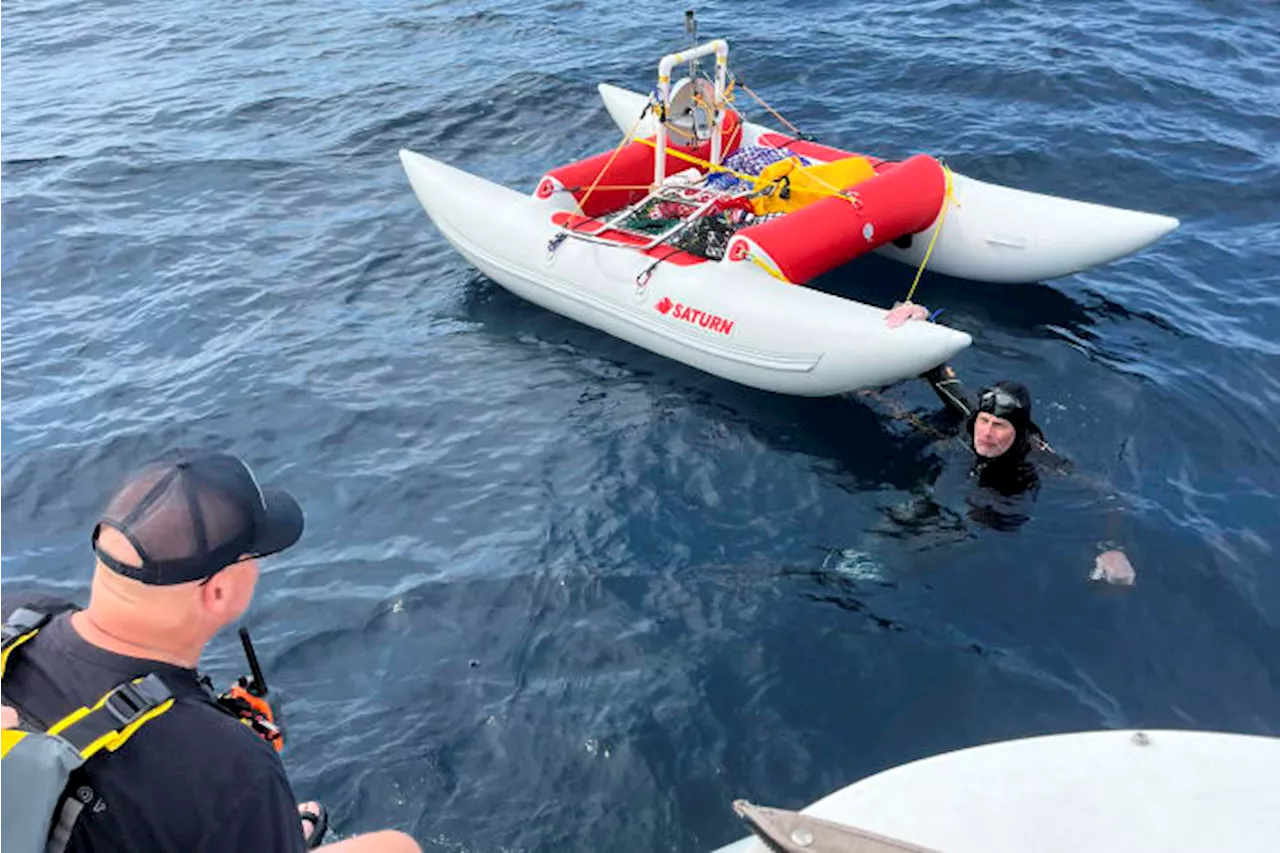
[655,297,735,335]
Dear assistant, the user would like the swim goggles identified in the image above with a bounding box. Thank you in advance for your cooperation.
[978,387,1024,419]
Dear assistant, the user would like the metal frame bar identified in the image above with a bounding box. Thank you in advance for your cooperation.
[654,40,728,186]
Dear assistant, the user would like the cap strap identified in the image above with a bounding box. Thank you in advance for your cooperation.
[91,521,155,581]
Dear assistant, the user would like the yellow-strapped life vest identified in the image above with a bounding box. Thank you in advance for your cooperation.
[750,155,877,216]
[1,607,175,853]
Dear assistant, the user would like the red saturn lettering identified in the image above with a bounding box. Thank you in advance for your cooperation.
[654,299,734,336]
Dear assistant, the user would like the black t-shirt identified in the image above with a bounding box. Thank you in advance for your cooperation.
[1,595,307,853]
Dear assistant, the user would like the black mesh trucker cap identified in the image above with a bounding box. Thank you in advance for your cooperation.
[91,451,304,586]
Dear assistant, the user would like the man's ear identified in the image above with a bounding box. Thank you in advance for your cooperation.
[199,560,258,621]
[199,565,249,616]
[199,571,231,613]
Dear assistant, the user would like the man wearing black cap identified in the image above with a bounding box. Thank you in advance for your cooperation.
[1,451,421,853]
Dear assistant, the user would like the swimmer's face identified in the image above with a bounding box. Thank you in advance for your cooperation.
[973,411,1017,458]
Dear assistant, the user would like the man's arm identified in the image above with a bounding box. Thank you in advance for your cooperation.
[922,364,974,422]
[197,752,308,853]
[1071,471,1138,585]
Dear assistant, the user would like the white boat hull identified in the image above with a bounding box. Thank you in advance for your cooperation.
[711,729,1280,853]
[599,83,1179,284]
[399,150,971,396]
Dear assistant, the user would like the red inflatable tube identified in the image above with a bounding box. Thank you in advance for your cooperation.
[756,132,885,169]
[535,111,743,218]
[726,154,946,284]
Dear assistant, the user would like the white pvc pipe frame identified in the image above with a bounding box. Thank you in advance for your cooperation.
[653,39,729,185]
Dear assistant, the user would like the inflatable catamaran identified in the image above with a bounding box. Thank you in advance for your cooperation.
[399,38,1178,396]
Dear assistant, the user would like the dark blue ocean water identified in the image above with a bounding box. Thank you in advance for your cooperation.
[3,0,1278,849]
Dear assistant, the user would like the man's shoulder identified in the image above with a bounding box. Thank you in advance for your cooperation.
[1,592,81,622]
[1026,426,1073,476]
[150,689,282,763]
[98,689,293,807]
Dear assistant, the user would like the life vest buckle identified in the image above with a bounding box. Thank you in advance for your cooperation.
[1,607,50,645]
[103,674,172,726]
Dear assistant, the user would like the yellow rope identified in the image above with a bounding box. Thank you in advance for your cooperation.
[771,158,866,210]
[634,137,865,213]
[685,78,736,133]
[629,133,849,206]
[903,165,956,303]
[630,130,754,180]
[665,121,699,141]
[747,253,791,283]
[691,78,736,108]
[567,183,661,193]
[575,104,652,217]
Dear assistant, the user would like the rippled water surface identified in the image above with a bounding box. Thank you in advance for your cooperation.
[4,1,1279,849]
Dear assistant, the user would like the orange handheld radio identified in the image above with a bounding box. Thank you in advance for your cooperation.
[218,627,284,752]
